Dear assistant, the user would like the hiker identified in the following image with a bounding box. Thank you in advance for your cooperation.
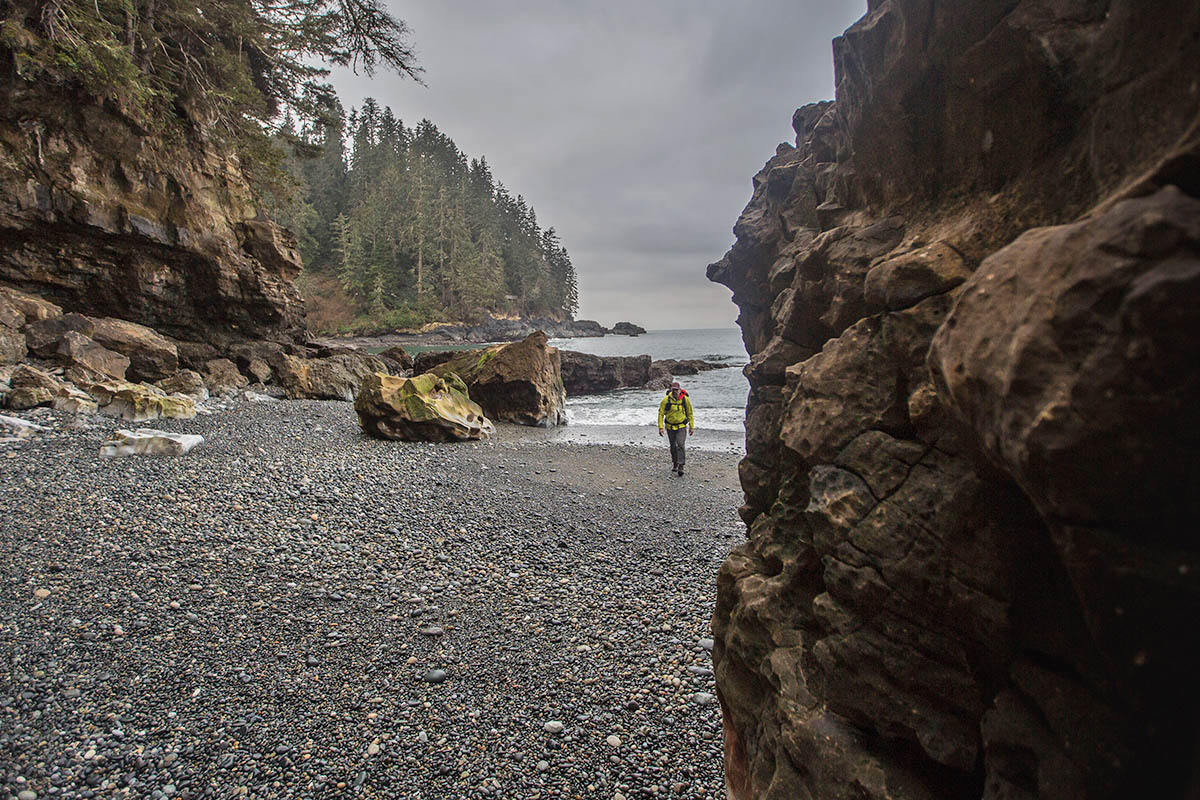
[658,381,694,476]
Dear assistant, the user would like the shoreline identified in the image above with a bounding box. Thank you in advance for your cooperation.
[2,398,741,798]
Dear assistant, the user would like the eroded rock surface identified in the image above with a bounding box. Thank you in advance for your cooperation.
[355,372,494,442]
[708,2,1200,798]
[0,75,305,346]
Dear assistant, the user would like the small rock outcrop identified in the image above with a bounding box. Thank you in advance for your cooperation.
[355,372,494,442]
[610,321,646,336]
[424,332,567,427]
[707,2,1200,798]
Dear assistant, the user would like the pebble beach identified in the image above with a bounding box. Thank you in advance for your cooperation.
[1,399,744,799]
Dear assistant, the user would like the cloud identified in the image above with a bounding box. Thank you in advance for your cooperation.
[330,0,867,329]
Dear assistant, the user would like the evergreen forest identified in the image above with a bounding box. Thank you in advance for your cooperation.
[273,101,580,334]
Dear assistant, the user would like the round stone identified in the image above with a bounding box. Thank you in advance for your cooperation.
[424,668,447,684]
[606,734,622,747]
[543,720,564,735]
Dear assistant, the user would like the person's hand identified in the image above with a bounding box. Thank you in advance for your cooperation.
[658,428,664,437]
[689,426,694,435]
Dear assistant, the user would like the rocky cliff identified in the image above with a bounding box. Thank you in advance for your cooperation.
[708,1,1200,798]
[0,66,306,349]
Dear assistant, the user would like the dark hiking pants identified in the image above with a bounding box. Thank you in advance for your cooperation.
[667,426,687,468]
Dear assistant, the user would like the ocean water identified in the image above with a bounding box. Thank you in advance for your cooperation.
[548,328,750,452]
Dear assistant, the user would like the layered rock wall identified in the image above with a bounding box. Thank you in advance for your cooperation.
[0,62,306,347]
[708,1,1200,797]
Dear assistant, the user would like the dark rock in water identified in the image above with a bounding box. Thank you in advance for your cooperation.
[610,321,646,336]
[557,352,731,395]
[558,319,608,338]
[378,345,414,371]
[643,362,672,391]
[651,359,728,376]
[559,352,652,395]
[707,2,1200,798]
[0,79,306,345]
[412,349,462,374]
[424,332,567,427]
[416,316,609,344]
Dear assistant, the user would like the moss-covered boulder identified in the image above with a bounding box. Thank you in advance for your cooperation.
[355,372,494,442]
[78,379,196,421]
[425,331,567,427]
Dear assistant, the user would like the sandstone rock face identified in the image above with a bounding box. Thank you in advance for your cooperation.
[0,80,306,346]
[89,317,179,381]
[707,2,1200,798]
[355,372,494,442]
[426,332,567,427]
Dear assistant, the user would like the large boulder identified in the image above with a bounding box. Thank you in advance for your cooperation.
[0,286,62,325]
[0,325,24,364]
[425,331,567,426]
[202,358,250,395]
[270,351,390,401]
[355,372,494,442]
[558,351,652,395]
[23,313,94,357]
[156,369,209,402]
[6,364,63,410]
[55,331,130,380]
[89,317,179,381]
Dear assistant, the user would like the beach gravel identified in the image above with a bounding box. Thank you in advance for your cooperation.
[0,399,743,799]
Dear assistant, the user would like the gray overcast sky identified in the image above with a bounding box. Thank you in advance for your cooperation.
[329,1,866,329]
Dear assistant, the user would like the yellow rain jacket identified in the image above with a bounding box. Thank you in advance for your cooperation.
[658,390,694,431]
